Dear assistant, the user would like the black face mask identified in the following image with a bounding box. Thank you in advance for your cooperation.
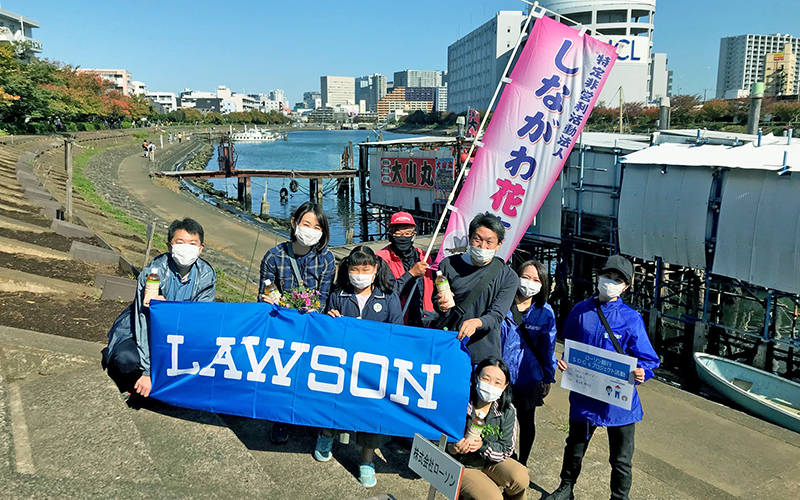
[389,235,415,254]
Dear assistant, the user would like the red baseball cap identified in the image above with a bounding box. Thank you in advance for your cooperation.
[389,211,416,227]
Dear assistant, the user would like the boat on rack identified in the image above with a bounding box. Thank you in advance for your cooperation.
[231,125,279,142]
[694,353,800,433]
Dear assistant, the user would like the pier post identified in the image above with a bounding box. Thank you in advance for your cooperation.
[260,184,269,217]
[238,176,252,211]
[747,82,764,135]
[309,179,317,202]
[358,144,369,241]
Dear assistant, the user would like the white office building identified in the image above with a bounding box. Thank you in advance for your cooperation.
[393,70,443,88]
[146,92,177,114]
[0,7,41,57]
[447,10,526,113]
[536,1,660,105]
[716,33,799,99]
[321,76,355,107]
[649,52,672,100]
[178,88,217,108]
[132,81,148,95]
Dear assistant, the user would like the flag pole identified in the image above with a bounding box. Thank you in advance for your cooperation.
[423,2,543,261]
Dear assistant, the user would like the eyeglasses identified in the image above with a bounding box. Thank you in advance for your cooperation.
[391,229,415,237]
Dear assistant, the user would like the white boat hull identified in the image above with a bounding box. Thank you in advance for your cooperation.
[694,353,800,433]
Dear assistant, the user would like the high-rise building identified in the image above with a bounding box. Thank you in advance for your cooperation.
[536,1,660,105]
[447,11,526,113]
[716,33,799,99]
[320,76,355,107]
[376,87,433,119]
[0,7,42,57]
[369,74,388,112]
[649,53,672,100]
[764,44,796,97]
[393,70,443,88]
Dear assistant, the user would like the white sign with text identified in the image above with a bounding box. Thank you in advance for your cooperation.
[561,339,637,410]
[408,434,464,500]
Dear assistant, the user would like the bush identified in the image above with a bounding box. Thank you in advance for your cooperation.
[121,121,132,129]
[30,122,55,134]
[133,130,148,140]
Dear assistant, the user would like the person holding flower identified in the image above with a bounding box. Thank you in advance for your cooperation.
[315,245,402,488]
[258,201,335,444]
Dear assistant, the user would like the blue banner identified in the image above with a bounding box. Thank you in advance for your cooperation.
[149,302,472,441]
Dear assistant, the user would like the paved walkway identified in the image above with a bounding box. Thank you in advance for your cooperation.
[117,152,284,267]
[1,323,798,499]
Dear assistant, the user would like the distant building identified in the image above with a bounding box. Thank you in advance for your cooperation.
[649,53,672,101]
[536,0,660,105]
[321,76,355,107]
[0,7,41,58]
[146,92,177,114]
[194,98,223,114]
[764,43,796,97]
[376,87,433,119]
[369,74,388,112]
[132,81,148,95]
[269,89,289,108]
[447,11,526,113]
[79,69,133,96]
[217,86,259,112]
[716,33,800,99]
[393,70,443,88]
[302,90,322,109]
[178,88,217,108]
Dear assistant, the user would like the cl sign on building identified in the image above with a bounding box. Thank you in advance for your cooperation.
[607,35,649,63]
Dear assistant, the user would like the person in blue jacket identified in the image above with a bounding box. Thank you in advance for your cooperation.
[500,260,557,466]
[546,255,659,500]
[315,245,403,488]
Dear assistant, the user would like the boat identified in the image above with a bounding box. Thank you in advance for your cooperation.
[231,125,279,142]
[694,353,800,433]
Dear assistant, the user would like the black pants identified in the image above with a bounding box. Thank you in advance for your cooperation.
[559,419,635,500]
[105,337,143,393]
[516,406,537,466]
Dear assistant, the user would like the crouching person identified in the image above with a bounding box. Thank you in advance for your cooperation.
[448,357,529,500]
[101,217,216,398]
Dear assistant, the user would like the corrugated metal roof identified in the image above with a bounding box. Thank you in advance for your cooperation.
[621,141,799,171]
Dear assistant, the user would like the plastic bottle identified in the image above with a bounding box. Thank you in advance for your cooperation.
[143,268,160,307]
[435,271,455,309]
[465,410,486,441]
[263,279,281,303]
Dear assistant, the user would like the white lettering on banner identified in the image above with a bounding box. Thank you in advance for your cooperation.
[199,337,242,380]
[166,336,442,406]
[390,360,440,410]
[166,335,200,376]
[241,337,310,386]
[308,346,347,394]
[351,353,389,399]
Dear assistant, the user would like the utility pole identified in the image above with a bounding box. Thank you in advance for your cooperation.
[619,87,624,134]
[64,138,73,223]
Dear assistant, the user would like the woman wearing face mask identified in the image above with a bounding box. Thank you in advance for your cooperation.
[316,245,402,488]
[258,202,335,444]
[500,260,557,467]
[448,357,529,500]
[545,255,659,500]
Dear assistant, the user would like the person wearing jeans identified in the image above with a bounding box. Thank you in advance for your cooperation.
[545,255,659,500]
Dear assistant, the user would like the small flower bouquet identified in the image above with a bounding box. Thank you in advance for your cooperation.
[279,285,321,312]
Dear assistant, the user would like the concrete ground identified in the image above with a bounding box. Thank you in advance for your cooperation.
[1,323,798,500]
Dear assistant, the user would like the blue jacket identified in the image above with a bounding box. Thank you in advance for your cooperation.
[104,253,216,376]
[563,295,660,427]
[500,302,558,389]
[326,286,404,325]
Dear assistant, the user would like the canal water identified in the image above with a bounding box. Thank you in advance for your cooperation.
[204,129,416,246]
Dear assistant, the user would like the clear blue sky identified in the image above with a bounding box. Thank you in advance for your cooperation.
[15,0,800,103]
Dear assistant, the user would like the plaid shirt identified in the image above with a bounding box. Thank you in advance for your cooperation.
[259,242,336,309]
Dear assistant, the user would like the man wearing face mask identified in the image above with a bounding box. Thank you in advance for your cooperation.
[434,214,519,365]
[102,218,216,399]
[376,212,435,327]
[545,255,659,500]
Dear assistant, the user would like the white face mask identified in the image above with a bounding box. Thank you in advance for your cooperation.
[171,243,200,267]
[476,380,504,403]
[469,245,496,265]
[349,272,375,289]
[598,276,626,300]
[519,279,542,298]
[295,225,323,247]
